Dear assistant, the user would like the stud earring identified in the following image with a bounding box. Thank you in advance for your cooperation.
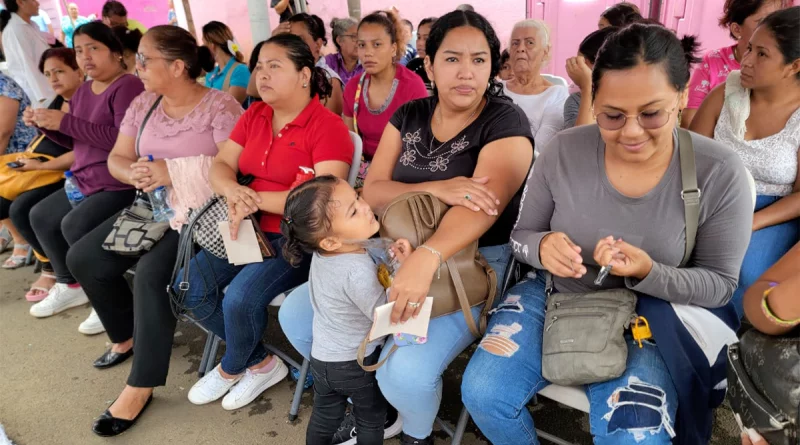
[303,83,308,88]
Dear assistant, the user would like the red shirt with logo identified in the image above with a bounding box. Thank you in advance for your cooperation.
[231,98,354,233]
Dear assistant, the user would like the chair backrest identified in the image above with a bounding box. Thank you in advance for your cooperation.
[542,74,568,87]
[744,169,757,210]
[348,131,363,187]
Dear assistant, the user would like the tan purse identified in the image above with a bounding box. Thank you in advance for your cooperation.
[357,191,498,370]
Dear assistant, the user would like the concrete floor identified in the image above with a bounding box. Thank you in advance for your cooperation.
[0,254,743,445]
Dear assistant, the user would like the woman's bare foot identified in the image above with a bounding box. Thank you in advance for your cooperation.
[28,272,56,294]
[111,338,133,354]
[108,386,153,420]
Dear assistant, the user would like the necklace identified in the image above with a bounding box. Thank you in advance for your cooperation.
[428,99,484,156]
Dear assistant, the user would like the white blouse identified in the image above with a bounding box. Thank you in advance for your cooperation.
[2,13,55,106]
[502,81,569,151]
[714,71,800,197]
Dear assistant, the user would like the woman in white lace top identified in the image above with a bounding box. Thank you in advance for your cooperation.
[691,6,800,318]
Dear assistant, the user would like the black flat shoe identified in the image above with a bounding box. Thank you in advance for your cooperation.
[92,394,153,437]
[93,348,133,369]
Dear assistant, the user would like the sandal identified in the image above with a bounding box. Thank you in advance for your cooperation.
[0,226,10,253]
[26,272,56,302]
[2,244,33,270]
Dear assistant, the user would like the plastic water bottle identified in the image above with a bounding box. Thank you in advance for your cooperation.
[144,155,175,223]
[63,171,85,208]
[149,186,174,222]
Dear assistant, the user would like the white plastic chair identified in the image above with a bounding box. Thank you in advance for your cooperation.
[542,73,569,88]
[195,137,365,420]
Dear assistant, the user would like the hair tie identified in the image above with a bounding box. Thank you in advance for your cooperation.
[283,216,293,225]
[227,39,240,55]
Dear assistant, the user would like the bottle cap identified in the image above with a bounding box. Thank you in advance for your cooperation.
[64,170,73,178]
[147,155,154,162]
[155,186,166,191]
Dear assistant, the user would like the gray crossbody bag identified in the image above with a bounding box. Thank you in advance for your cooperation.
[541,129,700,386]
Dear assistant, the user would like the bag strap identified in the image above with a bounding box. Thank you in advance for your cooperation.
[357,335,397,372]
[222,62,244,92]
[136,96,163,158]
[677,128,700,267]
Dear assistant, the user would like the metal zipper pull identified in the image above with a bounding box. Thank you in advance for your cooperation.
[546,316,558,332]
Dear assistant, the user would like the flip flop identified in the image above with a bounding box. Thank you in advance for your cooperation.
[2,245,33,270]
[26,273,56,302]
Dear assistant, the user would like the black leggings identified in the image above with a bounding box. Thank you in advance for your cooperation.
[24,187,135,284]
[68,212,180,388]
[3,181,65,255]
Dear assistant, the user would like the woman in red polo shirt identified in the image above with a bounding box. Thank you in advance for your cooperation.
[176,34,354,410]
[344,10,428,187]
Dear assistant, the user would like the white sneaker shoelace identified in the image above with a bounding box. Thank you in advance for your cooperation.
[188,366,240,405]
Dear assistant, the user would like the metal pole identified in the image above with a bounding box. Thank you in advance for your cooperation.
[347,0,361,18]
[247,0,272,45]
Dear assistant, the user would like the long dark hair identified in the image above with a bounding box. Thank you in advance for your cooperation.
[289,13,328,45]
[111,26,142,55]
[592,23,701,99]
[147,25,216,79]
[719,0,782,39]
[601,2,643,27]
[202,21,245,63]
[757,6,800,80]
[0,0,19,32]
[265,33,332,99]
[578,27,618,65]
[281,175,339,266]
[426,10,505,97]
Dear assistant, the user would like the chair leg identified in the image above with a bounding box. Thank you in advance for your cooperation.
[288,358,309,421]
[451,405,471,445]
[198,332,214,378]
[206,335,221,376]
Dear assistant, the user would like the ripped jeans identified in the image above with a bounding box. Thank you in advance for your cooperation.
[461,271,678,445]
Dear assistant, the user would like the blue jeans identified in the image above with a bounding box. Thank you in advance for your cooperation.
[278,244,510,439]
[731,195,799,318]
[462,271,678,445]
[175,235,310,375]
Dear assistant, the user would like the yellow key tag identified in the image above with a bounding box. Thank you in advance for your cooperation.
[631,316,652,348]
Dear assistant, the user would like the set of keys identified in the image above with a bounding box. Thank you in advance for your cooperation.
[594,265,652,348]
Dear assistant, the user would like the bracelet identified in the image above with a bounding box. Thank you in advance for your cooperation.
[761,285,800,328]
[419,244,443,280]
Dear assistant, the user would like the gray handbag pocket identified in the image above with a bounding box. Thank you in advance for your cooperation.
[541,289,637,386]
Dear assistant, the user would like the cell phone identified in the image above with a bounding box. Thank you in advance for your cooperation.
[6,162,24,169]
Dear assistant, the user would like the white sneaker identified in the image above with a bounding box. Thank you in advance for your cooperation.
[221,358,288,410]
[188,365,242,405]
[78,308,106,335]
[29,283,88,318]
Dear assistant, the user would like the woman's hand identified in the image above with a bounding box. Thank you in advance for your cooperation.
[272,21,291,36]
[741,429,769,445]
[604,239,654,281]
[388,248,440,324]
[566,56,592,92]
[228,199,256,241]
[429,176,500,216]
[593,236,623,267]
[22,107,36,127]
[223,183,262,216]
[15,157,44,171]
[32,109,66,131]
[129,157,172,192]
[540,232,586,279]
[389,239,413,263]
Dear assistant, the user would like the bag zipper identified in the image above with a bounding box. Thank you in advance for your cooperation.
[728,345,792,430]
[553,298,630,309]
[546,312,604,332]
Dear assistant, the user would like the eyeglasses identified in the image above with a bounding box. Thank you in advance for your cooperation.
[135,53,168,70]
[593,95,681,131]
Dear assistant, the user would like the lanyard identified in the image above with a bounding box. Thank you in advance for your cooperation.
[352,72,367,135]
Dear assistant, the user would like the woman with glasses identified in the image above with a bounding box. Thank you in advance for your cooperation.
[503,19,569,150]
[66,25,243,436]
[20,22,143,329]
[325,17,362,86]
[462,23,754,444]
[690,6,800,319]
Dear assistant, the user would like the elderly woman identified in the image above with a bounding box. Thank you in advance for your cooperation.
[504,19,569,150]
[60,3,90,48]
[279,10,534,444]
[325,17,363,86]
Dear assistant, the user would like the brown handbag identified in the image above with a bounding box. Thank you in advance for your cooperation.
[357,191,498,371]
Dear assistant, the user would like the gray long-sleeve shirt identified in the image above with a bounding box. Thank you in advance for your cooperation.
[510,125,753,308]
[309,251,387,362]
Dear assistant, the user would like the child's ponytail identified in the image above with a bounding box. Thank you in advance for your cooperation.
[280,175,340,266]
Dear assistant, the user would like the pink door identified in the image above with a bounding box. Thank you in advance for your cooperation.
[659,0,732,54]
[531,0,650,79]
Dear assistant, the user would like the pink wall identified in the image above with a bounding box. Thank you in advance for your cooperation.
[70,0,171,29]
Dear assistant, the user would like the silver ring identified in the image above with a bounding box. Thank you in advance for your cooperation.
[407,301,421,309]
[465,194,472,201]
